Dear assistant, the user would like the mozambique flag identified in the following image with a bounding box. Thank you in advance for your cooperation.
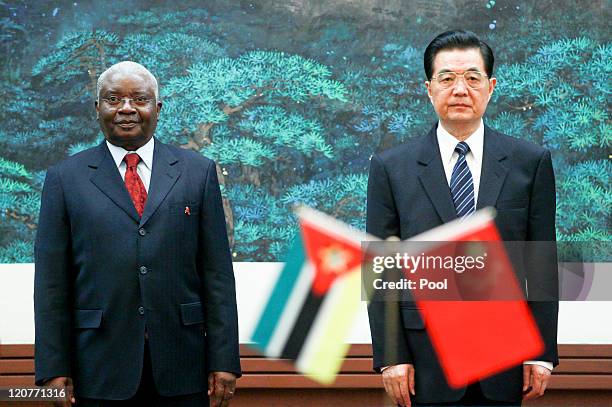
[250,206,370,384]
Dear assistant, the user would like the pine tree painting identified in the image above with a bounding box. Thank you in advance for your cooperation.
[0,1,609,262]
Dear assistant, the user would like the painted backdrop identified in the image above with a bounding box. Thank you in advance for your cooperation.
[0,0,609,262]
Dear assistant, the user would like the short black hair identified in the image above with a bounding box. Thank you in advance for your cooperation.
[423,30,494,80]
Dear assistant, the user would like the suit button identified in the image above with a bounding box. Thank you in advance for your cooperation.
[138,306,145,315]
[139,266,148,275]
[138,228,146,236]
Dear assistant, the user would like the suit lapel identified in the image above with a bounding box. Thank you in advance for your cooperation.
[417,125,458,223]
[476,126,509,209]
[139,139,181,227]
[89,142,140,223]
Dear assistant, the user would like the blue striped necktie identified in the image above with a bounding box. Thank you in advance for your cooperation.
[450,141,475,219]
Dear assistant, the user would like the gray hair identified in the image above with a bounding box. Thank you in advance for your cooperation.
[96,61,159,100]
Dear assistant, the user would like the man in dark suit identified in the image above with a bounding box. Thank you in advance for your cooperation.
[367,31,558,406]
[34,61,241,406]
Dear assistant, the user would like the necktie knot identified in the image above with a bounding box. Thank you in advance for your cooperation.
[455,141,470,156]
[124,153,141,169]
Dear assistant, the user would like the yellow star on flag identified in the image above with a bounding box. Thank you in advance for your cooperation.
[318,245,353,275]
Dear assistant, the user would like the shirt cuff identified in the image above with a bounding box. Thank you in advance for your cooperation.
[524,360,553,371]
[383,362,553,372]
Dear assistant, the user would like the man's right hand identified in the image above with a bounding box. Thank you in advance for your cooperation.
[44,376,75,407]
[382,364,415,406]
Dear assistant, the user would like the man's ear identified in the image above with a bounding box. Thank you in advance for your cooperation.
[488,77,497,100]
[94,100,99,120]
[425,81,433,102]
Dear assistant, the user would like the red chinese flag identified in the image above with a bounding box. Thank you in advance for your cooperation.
[412,210,544,388]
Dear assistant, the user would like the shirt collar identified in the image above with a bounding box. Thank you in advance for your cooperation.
[436,120,484,164]
[106,137,155,171]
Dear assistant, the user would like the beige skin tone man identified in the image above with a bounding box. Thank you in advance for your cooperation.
[43,64,237,407]
[380,48,552,407]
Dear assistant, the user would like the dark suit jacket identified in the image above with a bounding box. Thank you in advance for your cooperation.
[367,124,558,403]
[34,139,241,400]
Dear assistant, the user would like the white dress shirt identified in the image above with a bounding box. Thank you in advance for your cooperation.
[436,120,484,205]
[105,137,154,192]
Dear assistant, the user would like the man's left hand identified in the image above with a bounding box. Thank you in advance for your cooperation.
[522,364,551,400]
[208,371,237,407]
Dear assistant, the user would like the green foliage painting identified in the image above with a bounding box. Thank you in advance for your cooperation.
[0,0,609,262]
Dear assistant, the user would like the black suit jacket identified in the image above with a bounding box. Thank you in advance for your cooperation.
[366,124,558,403]
[34,139,241,399]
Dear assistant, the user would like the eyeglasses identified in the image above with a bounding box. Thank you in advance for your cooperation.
[431,71,489,90]
[101,96,154,108]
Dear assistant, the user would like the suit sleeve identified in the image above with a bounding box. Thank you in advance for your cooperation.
[199,160,242,377]
[366,154,413,371]
[525,149,559,366]
[34,166,73,385]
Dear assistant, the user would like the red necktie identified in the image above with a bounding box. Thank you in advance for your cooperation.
[124,153,147,217]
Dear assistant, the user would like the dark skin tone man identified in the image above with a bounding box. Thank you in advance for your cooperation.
[37,62,239,407]
[95,69,162,151]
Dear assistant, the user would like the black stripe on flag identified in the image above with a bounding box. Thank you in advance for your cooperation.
[280,289,325,360]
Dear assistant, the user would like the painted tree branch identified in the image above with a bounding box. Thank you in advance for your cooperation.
[5,208,36,230]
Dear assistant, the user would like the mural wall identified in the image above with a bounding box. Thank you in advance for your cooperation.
[0,0,609,262]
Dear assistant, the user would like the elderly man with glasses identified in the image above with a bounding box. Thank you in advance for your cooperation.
[34,61,241,407]
[367,30,558,406]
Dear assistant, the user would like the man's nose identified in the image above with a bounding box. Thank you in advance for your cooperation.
[117,99,137,113]
[452,77,469,95]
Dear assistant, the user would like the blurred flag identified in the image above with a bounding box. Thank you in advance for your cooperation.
[251,206,544,387]
[405,208,544,388]
[250,206,369,384]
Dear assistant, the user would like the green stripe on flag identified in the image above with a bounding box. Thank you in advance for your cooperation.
[251,235,306,350]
